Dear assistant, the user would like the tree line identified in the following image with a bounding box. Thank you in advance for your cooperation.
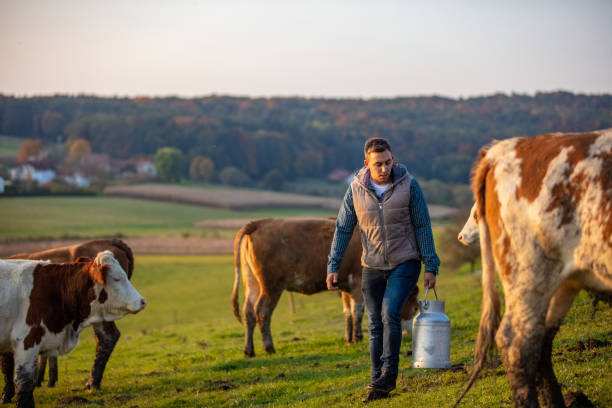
[1,92,610,187]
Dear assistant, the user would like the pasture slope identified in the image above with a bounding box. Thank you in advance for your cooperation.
[0,196,336,242]
[17,255,611,408]
[102,183,459,218]
[0,134,21,158]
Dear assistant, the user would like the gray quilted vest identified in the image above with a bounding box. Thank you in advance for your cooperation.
[350,164,421,270]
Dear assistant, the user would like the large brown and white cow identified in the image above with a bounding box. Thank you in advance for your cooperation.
[0,251,146,408]
[231,218,419,357]
[455,130,612,407]
[2,239,134,396]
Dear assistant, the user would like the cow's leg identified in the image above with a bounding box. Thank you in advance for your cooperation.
[255,291,282,354]
[85,321,121,391]
[13,347,38,408]
[242,273,260,358]
[341,291,354,343]
[496,312,541,408]
[241,247,260,358]
[34,355,46,387]
[244,297,257,357]
[351,291,365,343]
[47,357,58,388]
[1,352,15,403]
[537,281,580,408]
[496,279,555,408]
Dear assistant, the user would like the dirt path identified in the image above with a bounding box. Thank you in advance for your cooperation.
[0,237,234,257]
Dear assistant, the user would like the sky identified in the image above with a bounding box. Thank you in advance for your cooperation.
[1,0,611,99]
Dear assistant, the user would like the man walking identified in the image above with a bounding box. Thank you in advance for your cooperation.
[326,137,440,402]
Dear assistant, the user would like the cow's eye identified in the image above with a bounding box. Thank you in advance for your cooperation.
[113,276,122,282]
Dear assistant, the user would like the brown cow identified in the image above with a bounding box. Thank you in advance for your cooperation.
[231,218,419,357]
[1,239,134,403]
[455,130,612,407]
[0,251,145,408]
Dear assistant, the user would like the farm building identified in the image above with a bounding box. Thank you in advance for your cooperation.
[9,163,56,185]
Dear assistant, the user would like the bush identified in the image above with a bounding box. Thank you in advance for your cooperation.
[218,166,252,187]
[260,169,285,191]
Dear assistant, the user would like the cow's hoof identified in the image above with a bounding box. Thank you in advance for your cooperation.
[84,379,100,392]
[16,391,34,408]
[265,346,276,354]
[563,391,594,408]
[2,391,14,404]
[244,349,255,358]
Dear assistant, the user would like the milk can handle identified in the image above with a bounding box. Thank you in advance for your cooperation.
[423,287,439,301]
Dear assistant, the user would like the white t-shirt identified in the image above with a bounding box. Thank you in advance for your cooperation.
[371,181,389,198]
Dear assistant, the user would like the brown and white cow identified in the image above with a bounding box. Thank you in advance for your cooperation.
[455,129,612,407]
[0,251,146,408]
[231,218,419,357]
[2,239,134,396]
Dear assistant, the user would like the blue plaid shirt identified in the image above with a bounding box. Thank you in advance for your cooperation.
[327,177,440,275]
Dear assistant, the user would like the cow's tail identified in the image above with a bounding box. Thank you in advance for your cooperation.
[111,238,135,279]
[454,147,501,407]
[232,221,259,324]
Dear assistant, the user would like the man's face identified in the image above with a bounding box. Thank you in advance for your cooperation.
[364,149,393,184]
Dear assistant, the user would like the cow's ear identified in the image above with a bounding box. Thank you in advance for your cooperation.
[89,263,109,285]
[76,257,91,263]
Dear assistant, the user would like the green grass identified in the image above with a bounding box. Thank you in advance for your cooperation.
[0,135,20,158]
[0,197,335,241]
[21,255,612,407]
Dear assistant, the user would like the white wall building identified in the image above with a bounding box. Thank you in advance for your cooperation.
[9,164,56,185]
[64,172,90,187]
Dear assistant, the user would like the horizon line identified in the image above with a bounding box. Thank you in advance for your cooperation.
[1,88,611,101]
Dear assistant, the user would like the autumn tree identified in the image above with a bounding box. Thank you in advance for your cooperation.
[154,147,185,182]
[17,138,43,163]
[41,110,64,136]
[189,156,215,182]
[294,150,324,177]
[68,138,92,161]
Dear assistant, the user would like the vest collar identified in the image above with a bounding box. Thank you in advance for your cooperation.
[354,163,408,191]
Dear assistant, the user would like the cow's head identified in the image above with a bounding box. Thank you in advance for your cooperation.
[90,250,146,320]
[458,204,479,246]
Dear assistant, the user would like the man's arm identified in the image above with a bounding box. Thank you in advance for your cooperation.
[409,178,441,287]
[326,186,358,290]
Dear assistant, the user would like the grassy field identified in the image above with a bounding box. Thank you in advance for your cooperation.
[0,197,335,241]
[0,135,21,158]
[103,183,344,211]
[20,254,612,408]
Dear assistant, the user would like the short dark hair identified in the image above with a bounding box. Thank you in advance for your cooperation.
[364,137,392,158]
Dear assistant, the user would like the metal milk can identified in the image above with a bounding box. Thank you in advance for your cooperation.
[412,287,451,368]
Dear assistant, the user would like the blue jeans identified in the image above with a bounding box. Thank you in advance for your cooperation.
[361,260,421,382]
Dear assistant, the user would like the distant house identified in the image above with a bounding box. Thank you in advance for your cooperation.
[135,160,157,176]
[9,163,56,185]
[64,172,90,187]
[80,153,111,173]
